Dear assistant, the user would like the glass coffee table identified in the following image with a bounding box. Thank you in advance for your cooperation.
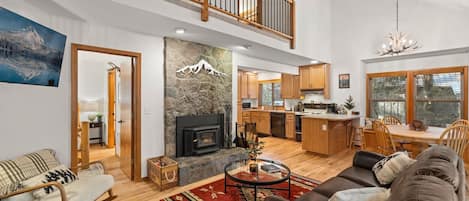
[224,159,291,201]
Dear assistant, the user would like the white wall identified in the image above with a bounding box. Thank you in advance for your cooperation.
[329,0,469,114]
[0,0,164,178]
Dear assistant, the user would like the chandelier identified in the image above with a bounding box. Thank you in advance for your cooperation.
[378,0,419,56]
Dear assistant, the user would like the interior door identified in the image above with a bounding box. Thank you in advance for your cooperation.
[107,69,116,149]
[119,58,133,180]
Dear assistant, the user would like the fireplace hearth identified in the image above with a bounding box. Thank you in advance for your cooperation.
[176,114,224,157]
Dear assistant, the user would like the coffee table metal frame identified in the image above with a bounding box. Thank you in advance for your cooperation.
[224,158,291,201]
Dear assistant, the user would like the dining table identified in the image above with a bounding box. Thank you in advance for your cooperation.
[386,124,446,144]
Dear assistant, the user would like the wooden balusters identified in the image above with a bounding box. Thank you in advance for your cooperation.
[190,0,295,49]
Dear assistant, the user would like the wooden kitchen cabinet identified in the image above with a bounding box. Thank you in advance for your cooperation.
[299,67,312,90]
[281,74,301,99]
[299,64,330,99]
[240,72,249,98]
[302,117,352,155]
[237,102,243,123]
[247,73,258,99]
[257,111,271,135]
[242,111,251,124]
[239,71,258,99]
[285,113,295,139]
[302,118,329,154]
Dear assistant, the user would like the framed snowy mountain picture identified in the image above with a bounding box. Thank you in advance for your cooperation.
[0,7,66,87]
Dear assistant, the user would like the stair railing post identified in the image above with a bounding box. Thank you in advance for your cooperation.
[202,0,209,21]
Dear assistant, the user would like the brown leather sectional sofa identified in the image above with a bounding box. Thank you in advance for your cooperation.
[266,146,466,201]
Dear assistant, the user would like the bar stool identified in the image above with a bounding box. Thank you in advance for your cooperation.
[349,126,366,149]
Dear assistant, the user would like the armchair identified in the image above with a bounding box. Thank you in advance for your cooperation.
[0,149,115,201]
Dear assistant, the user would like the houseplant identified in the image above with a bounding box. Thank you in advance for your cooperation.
[247,136,264,160]
[96,113,103,122]
[246,136,265,172]
[344,95,355,115]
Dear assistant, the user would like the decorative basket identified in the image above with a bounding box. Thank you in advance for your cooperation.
[147,156,178,191]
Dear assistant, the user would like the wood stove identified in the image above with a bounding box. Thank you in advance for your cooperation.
[176,114,225,157]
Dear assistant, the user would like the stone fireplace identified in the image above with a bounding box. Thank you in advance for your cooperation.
[164,38,247,185]
[176,114,224,157]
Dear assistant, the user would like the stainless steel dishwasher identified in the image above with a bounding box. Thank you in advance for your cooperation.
[270,112,286,138]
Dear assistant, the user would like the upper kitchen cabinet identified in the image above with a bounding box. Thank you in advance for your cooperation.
[239,71,258,99]
[299,64,330,99]
[281,74,301,99]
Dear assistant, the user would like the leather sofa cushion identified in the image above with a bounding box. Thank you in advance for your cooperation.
[389,175,458,201]
[338,167,381,187]
[414,158,460,189]
[296,191,329,201]
[353,151,385,170]
[416,145,459,167]
[313,177,364,198]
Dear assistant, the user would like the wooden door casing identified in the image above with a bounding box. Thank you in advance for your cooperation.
[71,43,142,181]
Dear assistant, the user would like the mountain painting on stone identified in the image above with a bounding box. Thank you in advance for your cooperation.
[0,7,66,87]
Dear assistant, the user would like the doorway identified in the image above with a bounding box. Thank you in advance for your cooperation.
[71,44,142,181]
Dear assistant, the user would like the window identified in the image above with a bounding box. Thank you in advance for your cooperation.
[367,67,467,127]
[260,81,283,107]
[414,71,464,127]
[368,74,407,123]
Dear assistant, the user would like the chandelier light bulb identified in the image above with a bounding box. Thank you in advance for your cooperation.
[377,0,420,56]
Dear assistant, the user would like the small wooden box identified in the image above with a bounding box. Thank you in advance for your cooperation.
[147,156,178,191]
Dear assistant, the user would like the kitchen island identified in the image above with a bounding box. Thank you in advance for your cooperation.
[302,114,360,156]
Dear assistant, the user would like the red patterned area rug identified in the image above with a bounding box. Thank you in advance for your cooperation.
[160,173,320,201]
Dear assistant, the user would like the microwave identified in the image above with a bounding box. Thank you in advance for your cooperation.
[242,102,251,109]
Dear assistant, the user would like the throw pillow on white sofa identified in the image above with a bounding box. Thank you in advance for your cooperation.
[329,187,390,201]
[22,165,78,199]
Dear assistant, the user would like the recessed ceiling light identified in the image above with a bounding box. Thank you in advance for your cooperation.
[310,60,320,64]
[175,28,185,34]
[238,45,251,50]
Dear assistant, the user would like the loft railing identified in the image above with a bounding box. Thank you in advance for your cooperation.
[190,0,296,49]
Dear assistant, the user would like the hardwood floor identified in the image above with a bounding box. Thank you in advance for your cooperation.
[92,137,468,200]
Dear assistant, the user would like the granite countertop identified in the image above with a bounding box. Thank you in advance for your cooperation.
[243,109,295,114]
[302,113,361,121]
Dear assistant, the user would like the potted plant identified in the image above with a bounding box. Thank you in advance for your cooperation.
[344,95,355,115]
[246,136,265,172]
[96,113,103,122]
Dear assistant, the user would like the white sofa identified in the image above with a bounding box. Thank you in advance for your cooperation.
[0,149,115,201]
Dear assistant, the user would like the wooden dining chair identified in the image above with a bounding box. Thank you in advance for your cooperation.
[438,125,469,158]
[382,116,402,125]
[373,120,397,155]
[451,119,469,127]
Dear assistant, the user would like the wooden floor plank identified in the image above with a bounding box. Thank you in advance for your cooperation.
[89,137,468,200]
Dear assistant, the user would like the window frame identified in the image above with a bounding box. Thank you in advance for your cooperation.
[366,71,409,123]
[258,79,284,107]
[366,66,468,125]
